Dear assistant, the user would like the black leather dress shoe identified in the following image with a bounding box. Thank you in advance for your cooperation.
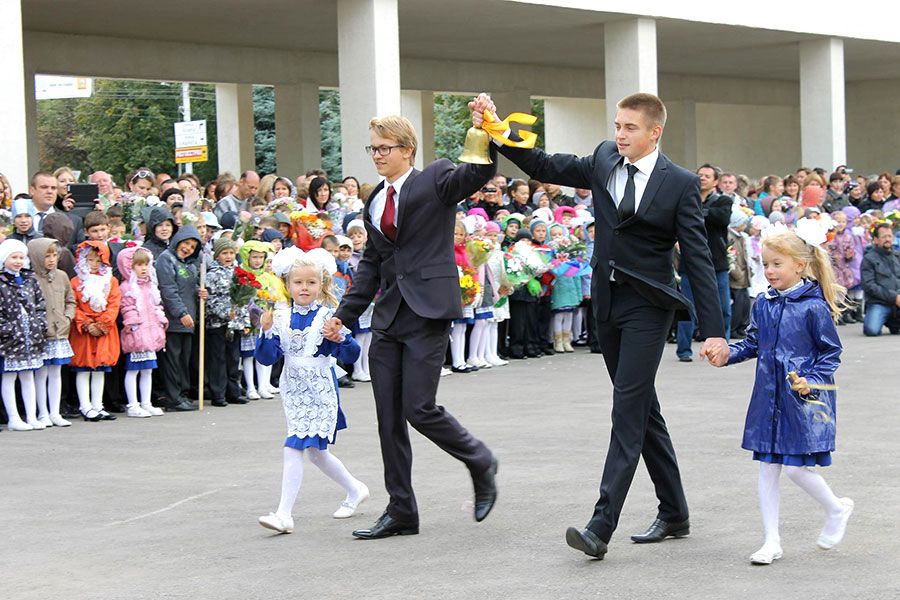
[229,397,250,405]
[450,365,474,374]
[211,399,228,407]
[630,518,690,543]
[352,512,419,540]
[169,400,198,412]
[565,527,608,559]
[472,458,498,522]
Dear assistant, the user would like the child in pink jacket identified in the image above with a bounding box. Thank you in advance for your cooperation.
[117,246,168,417]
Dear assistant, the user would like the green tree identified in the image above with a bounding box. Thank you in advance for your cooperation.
[253,85,276,174]
[319,89,342,179]
[38,79,220,186]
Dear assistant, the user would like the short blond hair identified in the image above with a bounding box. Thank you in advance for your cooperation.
[369,115,418,160]
[617,93,667,128]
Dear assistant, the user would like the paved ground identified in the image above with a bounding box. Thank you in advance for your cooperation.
[4,330,899,600]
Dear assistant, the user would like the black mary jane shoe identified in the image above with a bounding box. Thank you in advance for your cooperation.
[98,410,117,421]
[81,409,103,422]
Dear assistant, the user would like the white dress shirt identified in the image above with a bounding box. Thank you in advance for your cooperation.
[606,147,659,212]
[369,167,414,235]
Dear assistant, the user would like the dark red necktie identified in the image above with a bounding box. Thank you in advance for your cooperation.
[381,185,397,241]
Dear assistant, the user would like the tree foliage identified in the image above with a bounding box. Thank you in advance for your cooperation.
[319,89,342,180]
[253,85,276,175]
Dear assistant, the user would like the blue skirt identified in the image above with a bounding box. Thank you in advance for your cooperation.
[753,451,832,467]
[125,353,158,371]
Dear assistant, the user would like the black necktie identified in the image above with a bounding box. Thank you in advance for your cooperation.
[618,164,638,222]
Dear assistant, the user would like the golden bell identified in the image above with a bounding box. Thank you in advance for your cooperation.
[458,127,493,165]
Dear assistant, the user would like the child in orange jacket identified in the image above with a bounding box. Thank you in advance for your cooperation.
[69,241,121,421]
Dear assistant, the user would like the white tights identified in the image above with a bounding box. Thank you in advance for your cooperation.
[34,365,63,420]
[124,369,154,407]
[757,462,844,548]
[552,312,573,335]
[485,322,501,362]
[275,446,364,520]
[75,371,105,414]
[256,361,274,392]
[572,307,585,340]
[353,332,372,379]
[450,322,468,368]
[2,371,37,426]
[467,320,489,365]
[242,357,256,394]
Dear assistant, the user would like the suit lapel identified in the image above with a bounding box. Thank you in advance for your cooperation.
[362,180,388,242]
[396,169,419,234]
[595,152,621,229]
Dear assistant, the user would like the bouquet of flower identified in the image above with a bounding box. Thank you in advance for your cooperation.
[290,210,333,250]
[230,266,262,309]
[465,236,498,267]
[459,265,481,306]
[255,288,277,311]
[546,235,587,259]
[501,240,551,295]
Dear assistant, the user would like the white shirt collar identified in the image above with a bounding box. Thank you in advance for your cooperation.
[292,301,320,315]
[385,167,414,195]
[623,147,659,176]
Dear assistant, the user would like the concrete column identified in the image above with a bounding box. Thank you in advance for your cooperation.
[215,83,255,177]
[663,100,698,170]
[490,90,532,180]
[274,82,321,175]
[337,0,401,182]
[604,18,658,139]
[400,90,435,170]
[800,38,846,170]
[0,0,29,193]
[24,70,40,180]
[543,97,606,157]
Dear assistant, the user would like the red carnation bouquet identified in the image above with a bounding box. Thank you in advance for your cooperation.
[230,266,262,308]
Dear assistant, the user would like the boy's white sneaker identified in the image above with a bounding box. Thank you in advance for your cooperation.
[258,512,294,534]
[127,405,152,418]
[817,497,854,550]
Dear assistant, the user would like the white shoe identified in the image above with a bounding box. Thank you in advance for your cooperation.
[246,389,261,400]
[440,367,452,377]
[817,498,854,550]
[258,512,293,534]
[141,403,164,417]
[333,484,370,519]
[127,405,152,418]
[26,419,46,430]
[469,360,490,370]
[749,544,783,565]
[7,420,34,431]
[49,414,72,427]
[259,389,274,399]
[486,356,508,367]
[38,415,54,427]
[351,373,371,382]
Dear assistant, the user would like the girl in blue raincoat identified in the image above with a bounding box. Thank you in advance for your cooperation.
[710,226,853,566]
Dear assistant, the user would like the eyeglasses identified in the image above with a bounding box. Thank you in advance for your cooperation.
[131,169,154,182]
[365,145,404,157]
[482,187,498,193]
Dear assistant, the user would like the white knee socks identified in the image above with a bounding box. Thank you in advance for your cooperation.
[467,321,487,365]
[486,322,502,363]
[35,366,49,421]
[552,312,565,334]
[572,307,584,340]
[758,462,782,547]
[242,357,256,394]
[75,371,105,413]
[784,465,844,535]
[276,447,305,520]
[139,369,154,407]
[307,447,363,502]
[125,370,140,407]
[90,372,106,411]
[450,323,467,368]
[2,372,27,426]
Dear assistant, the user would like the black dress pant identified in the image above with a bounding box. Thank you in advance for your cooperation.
[369,299,493,523]
[507,300,531,357]
[159,332,193,405]
[537,296,553,350]
[587,280,688,543]
[730,287,751,337]
[206,327,242,402]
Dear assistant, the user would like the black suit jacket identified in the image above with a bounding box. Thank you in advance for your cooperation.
[498,140,725,338]
[335,152,497,330]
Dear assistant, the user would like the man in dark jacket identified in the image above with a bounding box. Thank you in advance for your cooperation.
[861,223,900,336]
[675,163,733,360]
[156,225,205,410]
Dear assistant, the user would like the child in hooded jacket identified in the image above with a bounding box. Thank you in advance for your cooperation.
[69,241,121,421]
[240,240,284,399]
[27,238,76,427]
[0,239,48,431]
[118,246,168,417]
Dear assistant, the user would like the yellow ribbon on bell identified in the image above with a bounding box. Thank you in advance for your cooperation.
[480,110,538,149]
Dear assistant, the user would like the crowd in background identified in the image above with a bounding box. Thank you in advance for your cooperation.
[0,158,898,431]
